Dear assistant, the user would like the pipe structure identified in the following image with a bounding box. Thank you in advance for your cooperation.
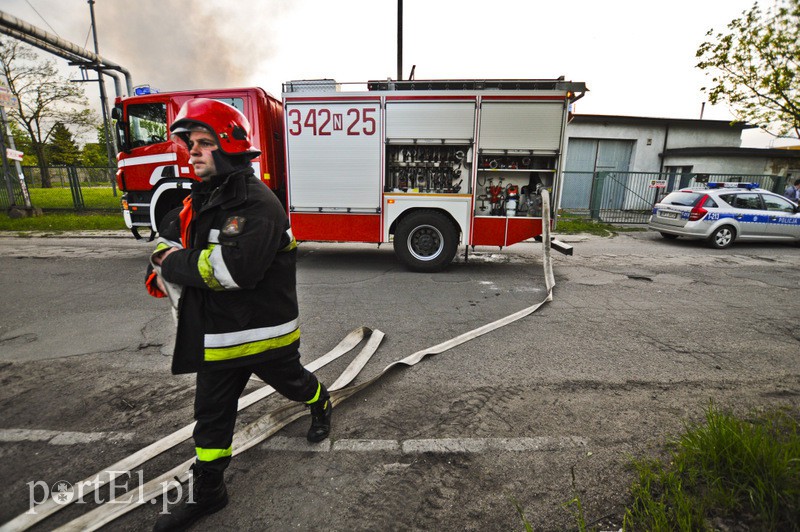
[0,9,132,96]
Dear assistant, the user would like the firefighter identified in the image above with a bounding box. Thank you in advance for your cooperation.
[145,98,331,531]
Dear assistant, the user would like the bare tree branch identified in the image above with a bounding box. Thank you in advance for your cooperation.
[1,37,98,187]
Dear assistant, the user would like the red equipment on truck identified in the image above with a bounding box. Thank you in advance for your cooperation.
[112,78,586,271]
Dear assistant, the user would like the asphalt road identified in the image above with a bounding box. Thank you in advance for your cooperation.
[0,230,798,531]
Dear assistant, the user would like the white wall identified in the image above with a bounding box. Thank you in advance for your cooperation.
[662,155,767,175]
[567,120,744,173]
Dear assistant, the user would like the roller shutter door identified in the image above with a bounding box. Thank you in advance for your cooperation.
[386,102,475,140]
[479,102,564,151]
[285,102,381,211]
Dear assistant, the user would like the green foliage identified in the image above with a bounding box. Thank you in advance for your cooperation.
[564,466,590,532]
[47,122,79,166]
[623,404,800,531]
[696,0,800,138]
[4,121,37,166]
[80,125,117,167]
[510,497,535,532]
[81,142,109,167]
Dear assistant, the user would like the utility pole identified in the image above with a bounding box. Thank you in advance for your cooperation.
[397,0,403,81]
[88,0,117,196]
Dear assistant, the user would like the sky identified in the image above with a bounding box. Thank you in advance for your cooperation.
[1,0,794,148]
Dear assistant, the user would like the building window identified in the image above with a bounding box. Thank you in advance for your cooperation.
[665,165,693,189]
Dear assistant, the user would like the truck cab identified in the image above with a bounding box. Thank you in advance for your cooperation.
[113,87,285,239]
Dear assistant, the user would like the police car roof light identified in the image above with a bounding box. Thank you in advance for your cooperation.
[706,182,760,190]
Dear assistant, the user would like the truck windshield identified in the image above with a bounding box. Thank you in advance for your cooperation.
[127,103,167,148]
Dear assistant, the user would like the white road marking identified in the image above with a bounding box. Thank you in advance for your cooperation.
[0,429,135,445]
[260,436,588,453]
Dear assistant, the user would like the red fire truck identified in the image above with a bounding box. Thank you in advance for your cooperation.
[112,78,586,271]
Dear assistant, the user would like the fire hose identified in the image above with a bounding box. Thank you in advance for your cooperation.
[2,190,557,532]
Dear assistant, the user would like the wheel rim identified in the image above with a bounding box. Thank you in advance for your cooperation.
[715,228,732,246]
[407,224,444,261]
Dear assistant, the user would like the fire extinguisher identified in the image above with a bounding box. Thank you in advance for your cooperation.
[505,184,519,217]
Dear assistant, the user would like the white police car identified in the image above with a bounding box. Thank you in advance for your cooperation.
[649,182,800,249]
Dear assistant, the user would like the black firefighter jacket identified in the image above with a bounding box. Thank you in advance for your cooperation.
[147,167,299,374]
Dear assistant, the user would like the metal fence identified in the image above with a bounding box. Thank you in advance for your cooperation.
[560,171,788,224]
[1,167,28,211]
[1,165,118,212]
[3,164,793,221]
[21,165,115,189]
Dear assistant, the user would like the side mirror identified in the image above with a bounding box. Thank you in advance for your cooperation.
[111,106,122,121]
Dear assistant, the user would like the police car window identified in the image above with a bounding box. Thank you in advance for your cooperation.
[661,191,703,206]
[762,194,795,213]
[702,197,718,208]
[729,193,763,210]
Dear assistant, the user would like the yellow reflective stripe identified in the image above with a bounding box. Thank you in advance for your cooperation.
[204,328,300,362]
[280,238,297,252]
[205,319,299,348]
[198,245,224,290]
[305,382,322,404]
[152,242,171,256]
[196,446,232,462]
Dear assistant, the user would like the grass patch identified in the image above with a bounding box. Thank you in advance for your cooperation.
[555,212,645,237]
[0,211,126,232]
[1,186,125,233]
[15,189,639,237]
[623,403,800,531]
[27,186,121,210]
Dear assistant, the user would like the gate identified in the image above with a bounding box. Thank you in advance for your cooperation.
[561,171,784,224]
[1,165,26,211]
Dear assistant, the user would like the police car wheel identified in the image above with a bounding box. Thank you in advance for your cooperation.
[394,210,458,272]
[659,232,678,240]
[709,225,736,249]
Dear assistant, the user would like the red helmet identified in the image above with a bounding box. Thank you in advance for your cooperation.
[170,98,260,158]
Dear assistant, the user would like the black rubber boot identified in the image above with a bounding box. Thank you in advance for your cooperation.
[153,464,228,531]
[307,391,332,443]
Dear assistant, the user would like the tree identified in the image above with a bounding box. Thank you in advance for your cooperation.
[696,0,799,139]
[0,38,96,187]
[3,120,37,166]
[81,124,116,167]
[47,122,79,166]
[81,142,107,167]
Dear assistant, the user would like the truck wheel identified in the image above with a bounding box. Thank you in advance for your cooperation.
[709,225,736,249]
[394,211,458,272]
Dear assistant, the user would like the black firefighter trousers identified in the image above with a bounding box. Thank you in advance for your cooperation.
[193,351,323,474]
